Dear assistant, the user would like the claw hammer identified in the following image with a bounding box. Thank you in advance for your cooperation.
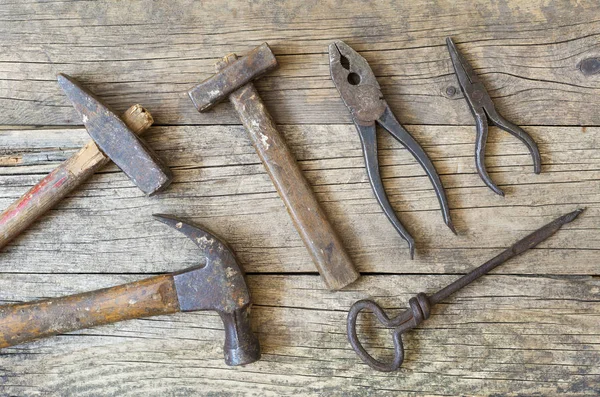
[0,215,260,366]
[0,74,172,250]
[188,43,359,290]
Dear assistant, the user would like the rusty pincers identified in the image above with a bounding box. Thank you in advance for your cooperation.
[329,41,455,258]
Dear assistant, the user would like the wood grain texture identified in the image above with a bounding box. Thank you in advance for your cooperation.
[0,122,597,395]
[223,56,358,290]
[0,274,178,349]
[0,0,598,395]
[0,104,153,250]
[0,274,597,396]
[2,1,600,127]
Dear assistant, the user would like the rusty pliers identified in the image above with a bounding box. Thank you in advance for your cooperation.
[447,37,541,196]
[329,41,455,258]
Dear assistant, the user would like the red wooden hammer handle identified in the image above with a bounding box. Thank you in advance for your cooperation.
[0,105,154,250]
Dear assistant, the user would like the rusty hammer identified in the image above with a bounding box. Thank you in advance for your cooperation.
[188,43,359,290]
[0,74,172,250]
[0,215,260,366]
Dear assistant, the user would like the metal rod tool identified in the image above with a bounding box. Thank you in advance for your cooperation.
[347,208,583,371]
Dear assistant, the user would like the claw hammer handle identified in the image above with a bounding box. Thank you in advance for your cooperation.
[227,80,359,290]
[0,105,153,250]
[0,275,179,348]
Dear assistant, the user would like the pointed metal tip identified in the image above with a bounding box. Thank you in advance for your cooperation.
[56,73,78,86]
[447,220,458,235]
[446,37,457,53]
[56,73,74,90]
[152,213,183,227]
[511,208,585,256]
[329,40,350,63]
[56,73,89,104]
[408,241,415,260]
[488,184,505,197]
[563,208,585,224]
[328,42,339,60]
[153,214,232,251]
[532,154,542,175]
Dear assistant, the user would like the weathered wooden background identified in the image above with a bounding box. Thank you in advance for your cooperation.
[0,0,599,395]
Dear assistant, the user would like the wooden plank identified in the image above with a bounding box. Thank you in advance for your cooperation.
[0,124,596,275]
[0,274,597,396]
[0,1,598,395]
[0,1,600,126]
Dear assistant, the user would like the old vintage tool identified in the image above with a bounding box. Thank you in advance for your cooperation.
[58,74,172,195]
[0,75,172,250]
[329,41,455,259]
[0,215,260,366]
[188,43,359,290]
[446,37,541,196]
[347,208,583,371]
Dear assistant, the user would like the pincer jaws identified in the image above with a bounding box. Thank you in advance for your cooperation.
[328,41,386,124]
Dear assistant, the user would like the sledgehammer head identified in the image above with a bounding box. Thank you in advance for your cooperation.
[188,43,278,112]
[153,214,260,366]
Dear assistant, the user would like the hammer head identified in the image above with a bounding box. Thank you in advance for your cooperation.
[58,74,173,196]
[153,214,260,366]
[188,43,278,112]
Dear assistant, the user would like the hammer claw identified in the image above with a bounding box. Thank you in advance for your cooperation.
[153,214,259,365]
[0,215,260,367]
[152,214,231,260]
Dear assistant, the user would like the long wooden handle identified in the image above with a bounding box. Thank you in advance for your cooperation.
[0,105,154,250]
[0,275,179,348]
[228,84,359,290]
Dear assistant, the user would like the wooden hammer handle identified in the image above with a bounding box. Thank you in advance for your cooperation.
[228,84,359,290]
[0,274,179,348]
[0,105,154,250]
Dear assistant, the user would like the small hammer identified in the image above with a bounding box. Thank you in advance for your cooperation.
[0,215,260,366]
[188,43,359,290]
[0,74,172,250]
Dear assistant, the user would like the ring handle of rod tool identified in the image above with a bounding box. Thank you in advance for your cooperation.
[347,293,430,371]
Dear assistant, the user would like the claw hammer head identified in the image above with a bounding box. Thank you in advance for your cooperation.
[154,214,260,366]
[188,43,278,112]
[58,74,172,195]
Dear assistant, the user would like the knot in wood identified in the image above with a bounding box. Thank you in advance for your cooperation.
[579,57,600,76]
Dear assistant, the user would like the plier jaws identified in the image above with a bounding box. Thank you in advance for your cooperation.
[329,41,456,258]
[447,37,542,196]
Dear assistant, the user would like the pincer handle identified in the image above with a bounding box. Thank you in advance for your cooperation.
[347,293,431,372]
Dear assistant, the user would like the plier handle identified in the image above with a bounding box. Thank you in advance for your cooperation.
[329,41,456,258]
[447,37,541,196]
